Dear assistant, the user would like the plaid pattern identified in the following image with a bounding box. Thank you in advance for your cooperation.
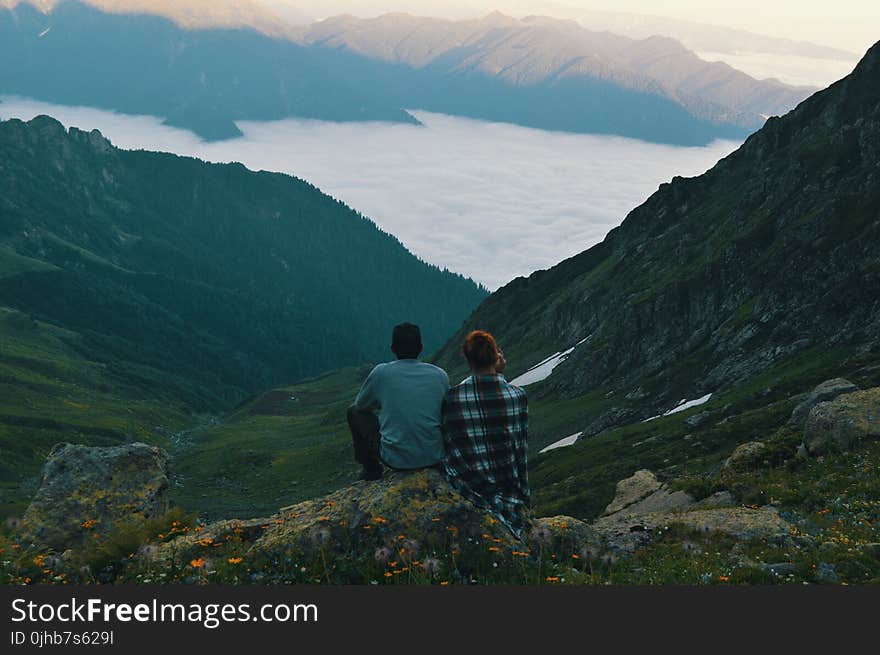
[441,374,530,538]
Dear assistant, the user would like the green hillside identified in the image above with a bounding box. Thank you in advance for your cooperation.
[0,114,486,515]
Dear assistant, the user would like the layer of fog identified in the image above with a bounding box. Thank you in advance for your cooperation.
[0,96,740,290]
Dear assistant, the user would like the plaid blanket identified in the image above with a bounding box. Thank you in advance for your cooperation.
[441,374,530,537]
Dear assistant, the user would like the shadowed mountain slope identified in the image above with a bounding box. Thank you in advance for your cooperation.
[435,40,880,432]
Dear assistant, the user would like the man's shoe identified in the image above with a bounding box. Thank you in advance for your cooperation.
[359,468,383,481]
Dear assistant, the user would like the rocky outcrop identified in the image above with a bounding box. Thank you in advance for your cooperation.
[154,469,599,569]
[594,505,792,553]
[789,378,859,427]
[803,388,880,455]
[602,470,662,515]
[602,469,695,517]
[594,467,789,552]
[19,442,171,551]
[723,441,766,470]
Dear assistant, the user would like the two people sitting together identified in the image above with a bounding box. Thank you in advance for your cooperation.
[347,323,530,537]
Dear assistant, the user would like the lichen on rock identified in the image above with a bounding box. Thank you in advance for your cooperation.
[803,388,880,455]
[19,442,171,552]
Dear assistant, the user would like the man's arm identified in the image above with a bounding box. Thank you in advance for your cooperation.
[354,365,382,412]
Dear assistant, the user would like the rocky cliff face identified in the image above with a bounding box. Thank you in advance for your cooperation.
[436,40,880,432]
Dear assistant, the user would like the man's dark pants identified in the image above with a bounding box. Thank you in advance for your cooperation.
[347,405,383,477]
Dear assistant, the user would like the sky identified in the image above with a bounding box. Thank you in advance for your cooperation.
[0,97,739,290]
[281,0,879,54]
[562,0,879,52]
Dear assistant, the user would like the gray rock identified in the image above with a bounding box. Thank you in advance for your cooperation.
[723,441,766,470]
[594,506,791,554]
[153,469,601,570]
[617,488,695,516]
[602,469,661,516]
[803,388,880,455]
[19,442,171,551]
[693,491,737,508]
[684,411,712,429]
[789,378,859,427]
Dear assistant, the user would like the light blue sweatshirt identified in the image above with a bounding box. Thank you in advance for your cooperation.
[354,359,450,469]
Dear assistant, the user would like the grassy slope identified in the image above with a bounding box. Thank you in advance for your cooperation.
[171,367,366,519]
[3,298,878,587]
[151,339,880,524]
[3,250,878,528]
[0,305,197,518]
[531,344,880,520]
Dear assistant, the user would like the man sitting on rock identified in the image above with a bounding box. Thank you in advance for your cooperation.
[347,323,450,480]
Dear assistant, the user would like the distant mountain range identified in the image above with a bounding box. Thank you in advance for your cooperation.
[1,1,816,144]
[492,2,859,60]
[0,114,486,409]
[298,12,814,130]
[263,1,860,60]
[0,1,419,139]
[1,0,307,36]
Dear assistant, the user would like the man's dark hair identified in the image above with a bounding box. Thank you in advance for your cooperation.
[391,323,423,359]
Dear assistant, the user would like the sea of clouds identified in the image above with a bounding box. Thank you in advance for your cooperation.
[0,97,740,289]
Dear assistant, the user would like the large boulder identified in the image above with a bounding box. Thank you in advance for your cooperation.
[602,469,694,518]
[19,443,171,551]
[155,469,599,572]
[723,441,766,470]
[602,469,662,516]
[594,468,786,553]
[594,505,791,553]
[789,378,859,427]
[803,388,880,455]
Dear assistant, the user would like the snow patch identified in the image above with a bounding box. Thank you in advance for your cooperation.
[643,393,713,422]
[510,336,590,387]
[539,432,582,454]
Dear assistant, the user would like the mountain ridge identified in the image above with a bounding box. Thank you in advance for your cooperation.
[435,39,880,434]
[0,113,487,408]
[0,1,813,144]
[298,12,814,131]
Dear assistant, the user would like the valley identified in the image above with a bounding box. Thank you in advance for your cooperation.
[0,98,740,289]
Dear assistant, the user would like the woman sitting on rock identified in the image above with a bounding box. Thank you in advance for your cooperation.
[441,330,531,538]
